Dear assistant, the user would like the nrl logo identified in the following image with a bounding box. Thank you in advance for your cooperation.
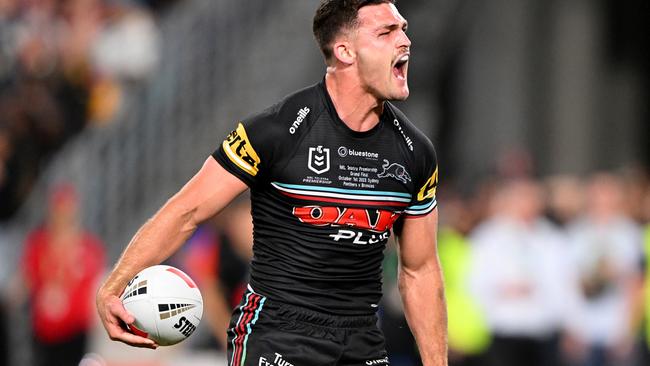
[308,146,330,174]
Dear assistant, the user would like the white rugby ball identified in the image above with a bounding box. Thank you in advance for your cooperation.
[121,265,203,346]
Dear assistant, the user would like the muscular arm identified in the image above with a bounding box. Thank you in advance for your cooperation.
[397,209,448,365]
[96,157,247,348]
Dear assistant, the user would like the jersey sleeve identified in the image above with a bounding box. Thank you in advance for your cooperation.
[212,106,279,187]
[404,139,439,218]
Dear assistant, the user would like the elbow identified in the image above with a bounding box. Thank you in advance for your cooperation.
[399,260,439,281]
[398,263,446,297]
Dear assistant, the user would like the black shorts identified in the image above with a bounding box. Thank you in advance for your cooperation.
[226,286,390,366]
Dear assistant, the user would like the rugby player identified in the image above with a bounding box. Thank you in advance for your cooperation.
[96,1,448,364]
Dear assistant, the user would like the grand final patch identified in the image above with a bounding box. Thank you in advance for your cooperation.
[417,167,438,201]
[222,123,261,176]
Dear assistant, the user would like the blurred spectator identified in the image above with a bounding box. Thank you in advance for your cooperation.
[92,0,158,81]
[18,183,105,366]
[0,82,69,219]
[0,0,160,220]
[174,195,252,350]
[0,0,89,219]
[89,0,159,125]
[469,178,581,366]
[545,175,586,228]
[567,173,644,366]
[437,191,491,366]
[619,166,649,225]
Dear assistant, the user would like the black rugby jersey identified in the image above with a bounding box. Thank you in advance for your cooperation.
[212,80,438,315]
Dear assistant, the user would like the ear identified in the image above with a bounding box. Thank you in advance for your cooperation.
[332,40,355,65]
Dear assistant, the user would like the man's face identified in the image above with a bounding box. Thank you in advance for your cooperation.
[351,3,411,101]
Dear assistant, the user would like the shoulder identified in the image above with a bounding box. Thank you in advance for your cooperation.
[25,227,47,247]
[83,232,105,251]
[218,82,326,181]
[385,102,435,158]
[22,227,48,267]
[243,82,325,138]
[616,217,642,236]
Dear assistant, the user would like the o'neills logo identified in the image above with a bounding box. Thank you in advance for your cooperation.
[393,119,413,151]
[366,357,389,366]
[289,107,310,134]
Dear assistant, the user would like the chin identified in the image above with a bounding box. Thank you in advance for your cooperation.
[394,91,409,101]
[389,87,410,101]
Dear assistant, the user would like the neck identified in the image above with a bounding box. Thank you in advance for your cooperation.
[325,68,384,132]
[48,220,80,236]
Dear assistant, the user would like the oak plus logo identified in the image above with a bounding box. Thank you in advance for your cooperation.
[293,205,400,245]
[308,145,330,174]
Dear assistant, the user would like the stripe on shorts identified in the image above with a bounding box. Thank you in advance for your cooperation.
[230,290,266,366]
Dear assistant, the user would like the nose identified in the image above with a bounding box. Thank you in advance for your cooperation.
[397,29,411,50]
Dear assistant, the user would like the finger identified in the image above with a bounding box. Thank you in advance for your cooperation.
[106,321,158,349]
[117,332,159,349]
[107,297,135,324]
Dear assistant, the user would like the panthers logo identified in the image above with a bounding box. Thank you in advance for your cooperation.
[377,159,411,183]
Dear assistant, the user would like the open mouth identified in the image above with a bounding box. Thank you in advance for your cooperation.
[393,54,409,81]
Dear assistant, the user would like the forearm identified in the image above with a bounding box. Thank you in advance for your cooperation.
[99,197,198,297]
[95,157,246,348]
[399,264,448,366]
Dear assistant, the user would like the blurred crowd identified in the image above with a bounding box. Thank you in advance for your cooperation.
[0,1,648,366]
[0,0,164,220]
[409,168,650,366]
[162,166,650,366]
[6,167,650,366]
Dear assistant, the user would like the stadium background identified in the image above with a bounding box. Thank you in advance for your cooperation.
[0,0,648,365]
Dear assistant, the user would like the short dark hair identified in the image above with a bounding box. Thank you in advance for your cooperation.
[313,0,395,61]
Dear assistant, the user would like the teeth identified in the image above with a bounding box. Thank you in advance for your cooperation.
[398,54,409,63]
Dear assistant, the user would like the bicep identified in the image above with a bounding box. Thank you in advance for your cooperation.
[397,209,439,271]
[169,156,248,226]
